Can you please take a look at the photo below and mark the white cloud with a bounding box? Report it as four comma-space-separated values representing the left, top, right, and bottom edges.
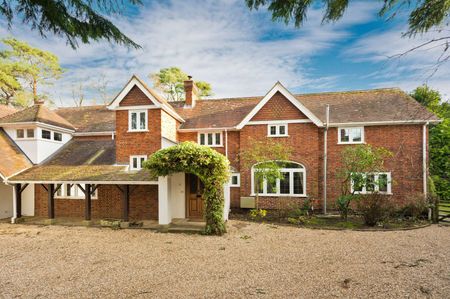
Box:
1, 0, 380, 105
346, 26, 450, 98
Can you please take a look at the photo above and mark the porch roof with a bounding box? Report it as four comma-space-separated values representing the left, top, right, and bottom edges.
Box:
7, 139, 157, 184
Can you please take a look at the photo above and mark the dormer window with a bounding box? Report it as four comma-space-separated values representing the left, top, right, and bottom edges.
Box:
54, 132, 62, 141
41, 130, 51, 140
16, 129, 24, 138
129, 110, 148, 132
198, 132, 222, 147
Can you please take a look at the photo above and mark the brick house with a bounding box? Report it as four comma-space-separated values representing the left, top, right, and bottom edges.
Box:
0, 75, 440, 226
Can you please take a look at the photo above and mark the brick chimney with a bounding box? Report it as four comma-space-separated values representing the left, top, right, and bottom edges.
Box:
184, 75, 198, 108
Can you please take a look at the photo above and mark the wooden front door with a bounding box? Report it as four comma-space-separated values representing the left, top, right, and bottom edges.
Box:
187, 174, 204, 219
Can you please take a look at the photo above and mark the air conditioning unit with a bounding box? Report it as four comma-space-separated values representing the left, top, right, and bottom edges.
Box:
240, 197, 255, 209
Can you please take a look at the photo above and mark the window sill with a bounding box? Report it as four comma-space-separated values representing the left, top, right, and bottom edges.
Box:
337, 141, 365, 145
55, 197, 98, 200
127, 129, 149, 133
267, 135, 289, 138
250, 193, 307, 198
199, 144, 223, 148
353, 192, 392, 195
230, 185, 240, 188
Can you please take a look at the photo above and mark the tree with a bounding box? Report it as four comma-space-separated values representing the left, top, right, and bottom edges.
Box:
1, 38, 63, 104
336, 144, 393, 220
411, 85, 450, 200
150, 67, 213, 102
239, 138, 292, 209
245, 0, 450, 70
71, 82, 85, 107
1, 0, 141, 49
0, 61, 27, 106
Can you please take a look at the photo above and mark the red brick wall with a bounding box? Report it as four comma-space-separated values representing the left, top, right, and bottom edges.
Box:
34, 184, 158, 220
325, 125, 425, 209
119, 86, 154, 106
251, 91, 307, 121
115, 109, 162, 163
238, 123, 320, 209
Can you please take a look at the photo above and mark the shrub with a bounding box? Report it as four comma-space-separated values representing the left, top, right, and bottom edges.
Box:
356, 193, 392, 226
336, 195, 355, 220
249, 209, 267, 221
400, 194, 429, 220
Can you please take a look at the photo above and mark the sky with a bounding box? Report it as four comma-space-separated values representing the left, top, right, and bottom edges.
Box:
1, 0, 449, 106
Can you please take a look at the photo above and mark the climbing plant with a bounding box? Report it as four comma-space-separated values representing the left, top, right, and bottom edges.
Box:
143, 142, 230, 235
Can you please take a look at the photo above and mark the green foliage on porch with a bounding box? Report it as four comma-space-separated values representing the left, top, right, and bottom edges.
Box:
144, 142, 230, 235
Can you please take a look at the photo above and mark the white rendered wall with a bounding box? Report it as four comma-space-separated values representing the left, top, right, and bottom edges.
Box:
4, 125, 72, 164
0, 183, 13, 219
21, 184, 34, 216
169, 172, 185, 219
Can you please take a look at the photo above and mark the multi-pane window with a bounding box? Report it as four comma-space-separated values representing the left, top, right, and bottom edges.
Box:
268, 124, 288, 137
252, 162, 306, 196
41, 129, 51, 140
351, 172, 392, 194
130, 155, 147, 171
54, 132, 62, 141
16, 128, 35, 139
338, 127, 364, 144
54, 184, 98, 199
230, 173, 240, 187
129, 110, 147, 131
198, 132, 222, 147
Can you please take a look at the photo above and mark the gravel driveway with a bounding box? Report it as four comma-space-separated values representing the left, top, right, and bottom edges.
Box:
1, 221, 449, 298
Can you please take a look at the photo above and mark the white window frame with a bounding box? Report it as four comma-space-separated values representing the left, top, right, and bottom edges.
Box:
267, 124, 288, 137
198, 131, 223, 147
351, 172, 392, 194
54, 184, 98, 199
128, 109, 148, 132
130, 155, 147, 171
338, 127, 364, 144
251, 162, 306, 197
53, 131, 63, 142
230, 173, 240, 187
41, 129, 51, 140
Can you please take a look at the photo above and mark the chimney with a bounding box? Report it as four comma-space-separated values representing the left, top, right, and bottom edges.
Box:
184, 75, 198, 108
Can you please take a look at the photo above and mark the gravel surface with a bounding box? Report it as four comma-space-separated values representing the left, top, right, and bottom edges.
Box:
1, 221, 450, 298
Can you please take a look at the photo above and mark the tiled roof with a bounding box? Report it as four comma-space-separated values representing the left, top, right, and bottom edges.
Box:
171, 97, 261, 129
55, 105, 115, 133
0, 128, 32, 178
0, 104, 75, 130
9, 139, 156, 182
170, 88, 439, 129
295, 88, 440, 124
0, 105, 18, 118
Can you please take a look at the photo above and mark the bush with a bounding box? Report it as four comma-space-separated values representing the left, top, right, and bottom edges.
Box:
336, 195, 355, 220
356, 193, 392, 226
249, 209, 267, 221
400, 194, 429, 220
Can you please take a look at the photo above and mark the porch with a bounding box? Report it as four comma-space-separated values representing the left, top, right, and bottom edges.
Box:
9, 173, 230, 230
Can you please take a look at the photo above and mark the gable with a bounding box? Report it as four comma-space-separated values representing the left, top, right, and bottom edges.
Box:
251, 91, 307, 121
119, 85, 155, 107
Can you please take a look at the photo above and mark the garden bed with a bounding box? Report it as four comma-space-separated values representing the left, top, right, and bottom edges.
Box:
230, 210, 430, 231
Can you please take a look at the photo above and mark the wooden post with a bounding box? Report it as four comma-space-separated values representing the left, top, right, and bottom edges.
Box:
85, 184, 92, 221
122, 185, 130, 222
15, 184, 22, 218
48, 184, 55, 219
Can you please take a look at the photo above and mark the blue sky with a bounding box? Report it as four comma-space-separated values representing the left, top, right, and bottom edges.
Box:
1, 0, 449, 106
